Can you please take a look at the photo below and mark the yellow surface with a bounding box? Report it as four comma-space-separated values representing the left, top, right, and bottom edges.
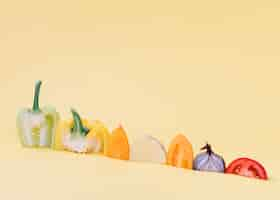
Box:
0, 0, 280, 199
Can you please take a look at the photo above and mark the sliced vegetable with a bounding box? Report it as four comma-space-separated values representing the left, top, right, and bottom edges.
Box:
17, 80, 59, 148
90, 120, 110, 153
226, 158, 268, 180
167, 134, 193, 169
54, 109, 101, 153
130, 135, 166, 164
53, 120, 70, 150
105, 125, 130, 160
193, 143, 225, 173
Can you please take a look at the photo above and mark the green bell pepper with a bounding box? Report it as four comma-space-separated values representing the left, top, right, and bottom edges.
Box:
17, 80, 59, 148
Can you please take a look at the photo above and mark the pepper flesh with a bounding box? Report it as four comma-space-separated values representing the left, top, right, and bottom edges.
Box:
53, 109, 105, 153
17, 81, 59, 147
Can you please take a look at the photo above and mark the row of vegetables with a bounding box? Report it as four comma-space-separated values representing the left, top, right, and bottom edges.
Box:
17, 81, 268, 180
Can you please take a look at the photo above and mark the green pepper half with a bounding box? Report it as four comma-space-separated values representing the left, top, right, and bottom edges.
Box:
17, 80, 59, 148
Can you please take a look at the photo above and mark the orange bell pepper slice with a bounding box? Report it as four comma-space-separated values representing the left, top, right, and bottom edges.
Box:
105, 125, 130, 160
167, 134, 193, 169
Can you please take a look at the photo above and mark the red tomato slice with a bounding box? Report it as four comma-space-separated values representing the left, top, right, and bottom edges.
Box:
226, 158, 268, 180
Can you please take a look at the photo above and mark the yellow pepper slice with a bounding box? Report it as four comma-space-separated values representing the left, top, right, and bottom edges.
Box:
53, 109, 110, 154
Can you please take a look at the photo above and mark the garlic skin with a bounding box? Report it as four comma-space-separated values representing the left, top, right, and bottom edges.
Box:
193, 144, 225, 173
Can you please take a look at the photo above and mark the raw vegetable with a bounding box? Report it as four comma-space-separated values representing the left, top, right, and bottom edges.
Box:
226, 158, 268, 180
54, 108, 101, 153
17, 80, 59, 147
105, 125, 130, 160
90, 120, 110, 153
130, 135, 166, 164
167, 134, 193, 169
193, 143, 225, 173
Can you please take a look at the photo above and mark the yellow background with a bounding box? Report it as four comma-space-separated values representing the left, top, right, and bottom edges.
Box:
0, 0, 279, 199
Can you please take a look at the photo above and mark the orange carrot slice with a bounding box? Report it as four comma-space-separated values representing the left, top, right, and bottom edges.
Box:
105, 125, 130, 160
167, 134, 193, 169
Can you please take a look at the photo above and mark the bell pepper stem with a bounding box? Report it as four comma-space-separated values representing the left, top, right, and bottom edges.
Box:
32, 80, 42, 112
71, 108, 88, 136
